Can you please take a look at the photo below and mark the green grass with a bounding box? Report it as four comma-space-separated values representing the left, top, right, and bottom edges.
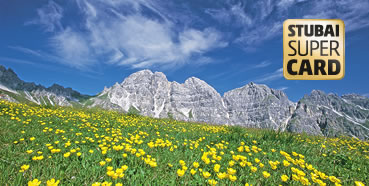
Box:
0, 100, 368, 186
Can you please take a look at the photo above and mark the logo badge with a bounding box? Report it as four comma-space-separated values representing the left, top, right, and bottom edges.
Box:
283, 19, 345, 80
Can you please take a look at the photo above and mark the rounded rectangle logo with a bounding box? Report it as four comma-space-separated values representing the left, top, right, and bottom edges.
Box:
283, 19, 345, 80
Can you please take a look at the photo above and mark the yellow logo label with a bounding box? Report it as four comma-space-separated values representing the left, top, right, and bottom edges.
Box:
283, 19, 345, 80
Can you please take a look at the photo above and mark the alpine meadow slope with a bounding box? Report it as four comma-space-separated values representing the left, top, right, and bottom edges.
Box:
1, 65, 369, 139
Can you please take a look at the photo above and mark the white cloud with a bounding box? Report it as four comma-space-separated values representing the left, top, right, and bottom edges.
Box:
24, 0, 369, 68
8, 46, 42, 57
27, 0, 227, 70
302, 0, 369, 32
277, 86, 289, 91
207, 0, 369, 50
205, 3, 253, 28
0, 57, 35, 65
25, 1, 63, 32
277, 0, 295, 9
50, 27, 94, 69
252, 60, 272, 69
254, 68, 283, 83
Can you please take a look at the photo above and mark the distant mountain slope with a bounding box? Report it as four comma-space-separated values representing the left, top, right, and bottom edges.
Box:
1, 65, 368, 139
0, 65, 89, 106
287, 90, 369, 139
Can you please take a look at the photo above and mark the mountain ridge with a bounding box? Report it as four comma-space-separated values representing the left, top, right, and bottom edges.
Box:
1, 65, 369, 139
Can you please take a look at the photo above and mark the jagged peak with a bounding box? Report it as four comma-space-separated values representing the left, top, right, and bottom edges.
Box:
311, 89, 325, 94
223, 82, 290, 102
153, 71, 166, 77
0, 65, 7, 72
342, 93, 368, 99
246, 82, 268, 89
49, 83, 64, 89
303, 90, 325, 99
185, 76, 202, 82
0, 65, 19, 78
132, 69, 153, 75
227, 82, 270, 93
184, 77, 214, 89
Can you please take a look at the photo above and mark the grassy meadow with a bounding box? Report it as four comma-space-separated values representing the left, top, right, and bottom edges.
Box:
0, 100, 368, 186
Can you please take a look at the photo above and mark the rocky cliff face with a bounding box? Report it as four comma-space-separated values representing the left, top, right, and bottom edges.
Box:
1, 66, 369, 139
89, 70, 369, 139
89, 70, 229, 125
224, 83, 295, 130
287, 90, 369, 139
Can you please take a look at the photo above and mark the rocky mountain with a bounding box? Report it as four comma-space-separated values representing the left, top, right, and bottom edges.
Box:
89, 70, 230, 125
287, 90, 369, 139
0, 65, 89, 106
1, 65, 369, 139
223, 83, 295, 130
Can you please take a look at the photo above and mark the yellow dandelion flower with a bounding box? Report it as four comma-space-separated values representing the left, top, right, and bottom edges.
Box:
214, 164, 220, 172
193, 162, 199, 168
259, 163, 264, 168
208, 179, 218, 186
28, 179, 41, 186
229, 175, 237, 182
190, 169, 197, 175
177, 169, 185, 177
227, 168, 236, 175
217, 172, 227, 179
263, 171, 271, 178
101, 181, 112, 186
355, 181, 365, 186
149, 161, 157, 168
107, 166, 114, 171
100, 161, 106, 166
251, 166, 257, 172
202, 171, 211, 178
229, 160, 235, 167
19, 164, 30, 172
63, 152, 71, 158
281, 174, 289, 182
121, 165, 128, 171
46, 178, 60, 186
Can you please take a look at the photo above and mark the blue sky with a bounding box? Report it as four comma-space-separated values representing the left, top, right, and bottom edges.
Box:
1, 0, 369, 101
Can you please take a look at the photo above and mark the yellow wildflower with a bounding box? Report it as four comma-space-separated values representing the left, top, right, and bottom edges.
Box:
229, 175, 237, 182
208, 179, 218, 186
193, 162, 199, 168
281, 174, 289, 182
28, 179, 41, 186
177, 169, 185, 177
263, 171, 271, 178
100, 161, 106, 166
46, 178, 60, 186
202, 171, 211, 178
